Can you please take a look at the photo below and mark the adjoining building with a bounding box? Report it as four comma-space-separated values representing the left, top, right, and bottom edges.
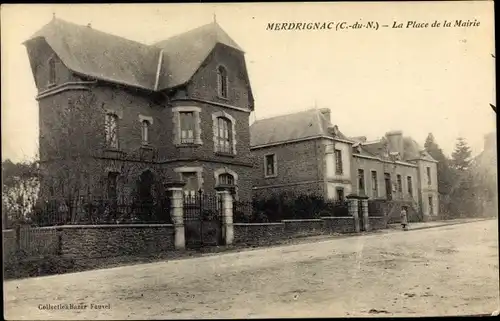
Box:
250, 108, 439, 220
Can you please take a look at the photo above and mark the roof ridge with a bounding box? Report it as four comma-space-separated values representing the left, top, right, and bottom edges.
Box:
252, 108, 319, 124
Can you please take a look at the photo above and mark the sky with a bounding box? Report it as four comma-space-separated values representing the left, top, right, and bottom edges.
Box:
1, 2, 496, 163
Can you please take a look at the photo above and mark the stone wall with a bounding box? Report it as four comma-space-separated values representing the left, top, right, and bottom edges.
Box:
283, 219, 324, 237
233, 216, 358, 246
59, 224, 175, 259
369, 217, 387, 230
321, 217, 356, 233
233, 223, 285, 245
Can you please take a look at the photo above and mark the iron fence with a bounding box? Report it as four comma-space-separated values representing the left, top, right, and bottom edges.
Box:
27, 196, 172, 227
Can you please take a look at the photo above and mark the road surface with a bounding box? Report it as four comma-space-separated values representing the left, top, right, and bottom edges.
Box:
4, 220, 499, 319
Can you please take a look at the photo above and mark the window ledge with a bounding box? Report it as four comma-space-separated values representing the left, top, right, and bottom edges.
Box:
264, 174, 278, 179
217, 95, 229, 101
176, 142, 203, 148
104, 148, 124, 153
140, 144, 155, 150
47, 83, 56, 89
215, 152, 235, 158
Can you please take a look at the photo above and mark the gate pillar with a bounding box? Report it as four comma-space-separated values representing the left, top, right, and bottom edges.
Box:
216, 187, 234, 245
346, 195, 360, 233
360, 197, 370, 231
165, 181, 185, 250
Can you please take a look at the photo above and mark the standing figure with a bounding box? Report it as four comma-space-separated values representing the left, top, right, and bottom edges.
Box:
400, 206, 409, 231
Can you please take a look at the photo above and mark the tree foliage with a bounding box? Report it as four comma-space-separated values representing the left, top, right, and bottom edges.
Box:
2, 159, 40, 227
451, 137, 472, 171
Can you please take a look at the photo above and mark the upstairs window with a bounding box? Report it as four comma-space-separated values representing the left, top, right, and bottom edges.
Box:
397, 174, 403, 193
217, 65, 228, 98
141, 120, 150, 145
407, 176, 413, 196
180, 112, 195, 144
216, 117, 232, 154
48, 57, 56, 85
358, 169, 365, 195
173, 107, 202, 146
335, 149, 343, 174
426, 167, 432, 185
105, 113, 119, 149
371, 171, 378, 198
265, 154, 277, 177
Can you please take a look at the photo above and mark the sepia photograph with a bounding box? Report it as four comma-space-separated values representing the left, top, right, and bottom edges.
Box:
1, 2, 498, 319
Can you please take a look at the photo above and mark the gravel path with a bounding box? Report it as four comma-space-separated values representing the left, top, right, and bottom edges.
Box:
4, 220, 499, 319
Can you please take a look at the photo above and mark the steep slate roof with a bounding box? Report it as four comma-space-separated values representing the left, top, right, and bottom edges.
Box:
26, 18, 160, 90
25, 18, 244, 91
250, 109, 350, 147
357, 136, 436, 162
154, 22, 244, 89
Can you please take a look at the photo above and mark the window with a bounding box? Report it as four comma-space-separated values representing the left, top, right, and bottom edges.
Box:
105, 113, 119, 149
48, 57, 56, 85
216, 117, 232, 153
173, 107, 202, 146
426, 167, 432, 185
371, 171, 378, 198
407, 176, 413, 196
141, 120, 150, 145
107, 172, 118, 201
180, 112, 195, 144
397, 174, 402, 193
335, 149, 343, 174
358, 169, 365, 195
217, 65, 228, 98
428, 196, 434, 215
336, 188, 345, 202
219, 173, 235, 186
265, 154, 277, 177
182, 172, 199, 198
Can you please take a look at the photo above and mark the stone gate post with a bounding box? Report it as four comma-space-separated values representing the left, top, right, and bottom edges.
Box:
165, 181, 185, 250
215, 186, 234, 245
346, 195, 360, 233
360, 196, 370, 232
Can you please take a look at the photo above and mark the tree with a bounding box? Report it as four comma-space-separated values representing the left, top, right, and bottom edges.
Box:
424, 133, 455, 195
451, 137, 472, 171
2, 159, 40, 228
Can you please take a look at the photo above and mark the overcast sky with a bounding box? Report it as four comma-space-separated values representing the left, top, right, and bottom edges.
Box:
1, 2, 495, 163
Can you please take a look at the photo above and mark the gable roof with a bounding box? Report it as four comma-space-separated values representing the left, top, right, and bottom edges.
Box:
250, 109, 350, 147
154, 22, 244, 89
24, 18, 245, 92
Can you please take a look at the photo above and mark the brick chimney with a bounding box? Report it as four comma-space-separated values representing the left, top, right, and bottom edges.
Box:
319, 108, 331, 123
385, 130, 404, 157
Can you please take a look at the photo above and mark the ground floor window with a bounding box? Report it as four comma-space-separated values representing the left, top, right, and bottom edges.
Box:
428, 196, 434, 215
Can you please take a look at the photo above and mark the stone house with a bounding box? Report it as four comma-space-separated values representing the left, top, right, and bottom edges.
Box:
470, 132, 497, 217
250, 108, 354, 200
250, 108, 439, 219
24, 18, 255, 204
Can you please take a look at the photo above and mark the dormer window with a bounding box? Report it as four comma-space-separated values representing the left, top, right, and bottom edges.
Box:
217, 65, 228, 98
48, 57, 56, 86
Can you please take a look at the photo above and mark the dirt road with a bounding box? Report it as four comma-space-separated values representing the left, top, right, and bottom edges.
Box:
4, 220, 499, 319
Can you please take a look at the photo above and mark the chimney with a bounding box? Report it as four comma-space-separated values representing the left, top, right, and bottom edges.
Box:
319, 108, 331, 123
385, 130, 404, 157
87, 23, 92, 28
484, 132, 496, 151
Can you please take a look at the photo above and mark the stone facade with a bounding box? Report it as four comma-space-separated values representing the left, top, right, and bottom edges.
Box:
24, 20, 255, 203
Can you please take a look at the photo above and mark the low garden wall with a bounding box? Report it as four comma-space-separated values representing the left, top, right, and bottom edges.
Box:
233, 216, 357, 245
59, 224, 175, 259
369, 217, 387, 230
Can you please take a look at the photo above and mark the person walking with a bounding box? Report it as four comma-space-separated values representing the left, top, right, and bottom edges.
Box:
400, 206, 409, 231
